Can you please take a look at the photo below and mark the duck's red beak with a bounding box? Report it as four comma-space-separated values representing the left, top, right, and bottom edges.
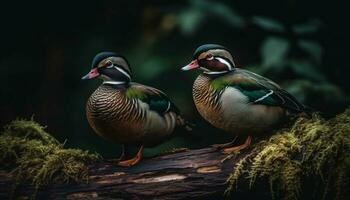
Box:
81, 68, 100, 80
181, 60, 199, 71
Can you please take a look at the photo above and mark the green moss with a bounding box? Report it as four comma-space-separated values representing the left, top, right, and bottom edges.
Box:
0, 119, 101, 198
226, 109, 350, 200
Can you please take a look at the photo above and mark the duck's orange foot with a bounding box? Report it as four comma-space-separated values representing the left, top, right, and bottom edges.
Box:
212, 137, 238, 149
222, 135, 252, 154
117, 145, 144, 167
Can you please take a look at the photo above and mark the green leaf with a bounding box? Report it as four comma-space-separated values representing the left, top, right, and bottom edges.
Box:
261, 37, 290, 68
292, 19, 322, 35
198, 0, 245, 28
177, 8, 205, 35
251, 16, 285, 32
298, 40, 323, 63
177, 0, 245, 34
284, 79, 343, 103
288, 60, 325, 81
136, 57, 169, 80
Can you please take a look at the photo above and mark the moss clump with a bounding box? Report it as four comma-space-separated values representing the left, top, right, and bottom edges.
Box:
226, 109, 350, 200
0, 119, 101, 198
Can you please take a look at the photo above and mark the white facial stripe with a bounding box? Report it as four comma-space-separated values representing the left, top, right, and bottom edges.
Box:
200, 67, 210, 71
201, 66, 229, 74
114, 66, 131, 80
203, 71, 229, 75
103, 81, 126, 85
106, 63, 114, 68
207, 55, 214, 60
216, 57, 232, 70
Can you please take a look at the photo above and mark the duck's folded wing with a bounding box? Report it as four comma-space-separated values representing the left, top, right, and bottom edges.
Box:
126, 83, 180, 115
219, 69, 305, 112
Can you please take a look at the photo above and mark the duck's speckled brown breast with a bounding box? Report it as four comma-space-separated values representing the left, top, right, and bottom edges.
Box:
193, 74, 226, 130
86, 85, 145, 145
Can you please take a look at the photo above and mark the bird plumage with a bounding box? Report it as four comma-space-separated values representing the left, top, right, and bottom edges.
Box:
86, 83, 180, 146
183, 44, 307, 153
209, 69, 306, 112
83, 52, 188, 166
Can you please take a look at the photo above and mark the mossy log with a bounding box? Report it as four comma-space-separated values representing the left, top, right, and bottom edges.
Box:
0, 147, 253, 200
0, 145, 343, 200
1, 109, 349, 200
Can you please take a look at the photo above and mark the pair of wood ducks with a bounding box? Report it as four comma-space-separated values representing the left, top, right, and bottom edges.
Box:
82, 44, 306, 167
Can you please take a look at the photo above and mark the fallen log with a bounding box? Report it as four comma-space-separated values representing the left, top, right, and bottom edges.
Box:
1, 109, 349, 200
1, 147, 254, 200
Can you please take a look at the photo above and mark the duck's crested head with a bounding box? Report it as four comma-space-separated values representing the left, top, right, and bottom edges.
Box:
82, 51, 132, 83
182, 44, 235, 75
192, 44, 228, 59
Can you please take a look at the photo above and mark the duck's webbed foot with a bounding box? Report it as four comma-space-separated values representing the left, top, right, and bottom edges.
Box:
212, 136, 238, 149
222, 135, 252, 154
117, 145, 144, 167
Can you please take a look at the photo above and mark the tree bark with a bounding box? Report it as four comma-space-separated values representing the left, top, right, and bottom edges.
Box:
0, 147, 257, 200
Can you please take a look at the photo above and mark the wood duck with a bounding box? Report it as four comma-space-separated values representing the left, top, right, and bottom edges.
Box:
182, 44, 306, 153
82, 52, 190, 166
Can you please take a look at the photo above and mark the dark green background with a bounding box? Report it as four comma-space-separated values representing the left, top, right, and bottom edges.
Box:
0, 0, 349, 157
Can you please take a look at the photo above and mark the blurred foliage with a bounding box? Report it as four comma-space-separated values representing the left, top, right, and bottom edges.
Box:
0, 0, 349, 157
178, 0, 245, 35
251, 16, 285, 32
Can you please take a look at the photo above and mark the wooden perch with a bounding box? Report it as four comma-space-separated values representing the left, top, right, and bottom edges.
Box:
0, 147, 255, 200
2, 110, 350, 200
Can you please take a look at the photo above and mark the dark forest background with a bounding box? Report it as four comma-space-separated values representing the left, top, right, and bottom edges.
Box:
0, 0, 349, 157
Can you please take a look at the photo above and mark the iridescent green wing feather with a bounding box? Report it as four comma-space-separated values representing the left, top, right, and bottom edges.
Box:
211, 69, 305, 112
126, 83, 180, 115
